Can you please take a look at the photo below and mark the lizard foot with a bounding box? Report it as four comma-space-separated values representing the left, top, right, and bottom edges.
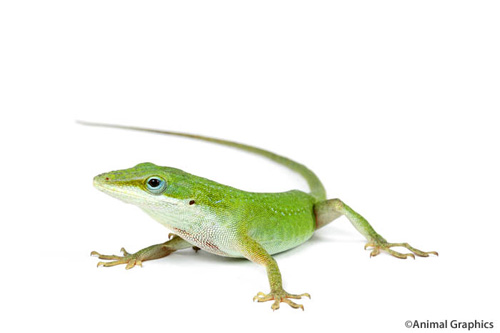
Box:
253, 290, 311, 311
365, 238, 438, 259
91, 247, 144, 269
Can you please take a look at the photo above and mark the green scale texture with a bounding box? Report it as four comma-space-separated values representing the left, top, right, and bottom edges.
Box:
95, 163, 316, 257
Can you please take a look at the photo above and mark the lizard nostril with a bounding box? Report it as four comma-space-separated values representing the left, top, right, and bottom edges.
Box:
105, 177, 109, 181
189, 200, 195, 205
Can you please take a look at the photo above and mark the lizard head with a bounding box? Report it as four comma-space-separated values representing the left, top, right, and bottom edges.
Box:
93, 162, 198, 208
92, 162, 233, 232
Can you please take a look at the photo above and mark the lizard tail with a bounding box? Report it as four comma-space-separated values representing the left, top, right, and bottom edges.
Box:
78, 121, 327, 201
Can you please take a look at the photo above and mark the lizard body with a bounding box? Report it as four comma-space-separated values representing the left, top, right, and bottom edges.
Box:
83, 121, 437, 310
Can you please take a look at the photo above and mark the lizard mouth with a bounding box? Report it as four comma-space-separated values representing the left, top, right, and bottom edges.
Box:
93, 173, 180, 207
93, 174, 117, 193
93, 174, 143, 204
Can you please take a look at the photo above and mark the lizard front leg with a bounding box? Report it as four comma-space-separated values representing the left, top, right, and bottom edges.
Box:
91, 234, 195, 269
238, 234, 310, 311
315, 199, 438, 259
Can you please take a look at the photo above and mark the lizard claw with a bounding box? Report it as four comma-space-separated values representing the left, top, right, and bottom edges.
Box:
253, 290, 310, 311
365, 239, 438, 259
91, 248, 143, 269
120, 247, 131, 256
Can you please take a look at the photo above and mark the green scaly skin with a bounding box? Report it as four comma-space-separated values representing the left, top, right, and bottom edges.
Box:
82, 121, 438, 311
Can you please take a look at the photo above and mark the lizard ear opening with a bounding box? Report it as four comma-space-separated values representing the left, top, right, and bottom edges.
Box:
145, 176, 167, 194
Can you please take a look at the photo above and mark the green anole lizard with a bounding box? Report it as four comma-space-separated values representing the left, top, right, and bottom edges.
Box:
81, 121, 437, 311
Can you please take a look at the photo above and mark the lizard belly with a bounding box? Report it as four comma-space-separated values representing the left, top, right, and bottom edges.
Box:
170, 226, 241, 257
143, 206, 243, 257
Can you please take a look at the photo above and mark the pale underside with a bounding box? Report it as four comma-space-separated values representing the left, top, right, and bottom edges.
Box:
144, 201, 316, 258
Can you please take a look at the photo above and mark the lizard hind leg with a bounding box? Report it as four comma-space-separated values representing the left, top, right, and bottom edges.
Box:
314, 199, 438, 259
91, 234, 194, 269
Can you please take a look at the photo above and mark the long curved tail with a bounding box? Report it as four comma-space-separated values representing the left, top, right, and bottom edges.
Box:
78, 121, 326, 201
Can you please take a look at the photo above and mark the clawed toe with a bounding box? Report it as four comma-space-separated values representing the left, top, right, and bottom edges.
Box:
253, 290, 310, 311
281, 298, 303, 310
120, 247, 131, 256
365, 240, 438, 260
91, 251, 122, 260
91, 249, 142, 269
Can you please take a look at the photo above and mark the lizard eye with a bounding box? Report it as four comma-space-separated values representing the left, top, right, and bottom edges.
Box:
145, 176, 167, 194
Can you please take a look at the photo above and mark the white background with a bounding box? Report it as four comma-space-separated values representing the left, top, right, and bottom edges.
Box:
1, 1, 499, 332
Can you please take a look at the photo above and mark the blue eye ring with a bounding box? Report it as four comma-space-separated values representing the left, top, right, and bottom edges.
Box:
145, 176, 167, 194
